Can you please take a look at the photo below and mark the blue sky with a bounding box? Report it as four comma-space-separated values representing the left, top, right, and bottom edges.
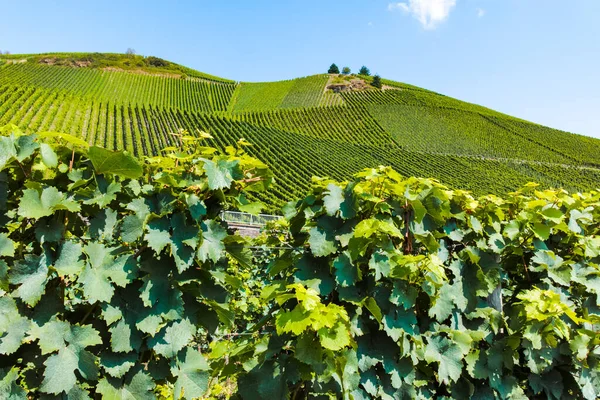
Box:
1, 0, 599, 138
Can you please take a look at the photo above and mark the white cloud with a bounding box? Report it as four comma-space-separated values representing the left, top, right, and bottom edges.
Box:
477, 8, 486, 18
388, 0, 457, 30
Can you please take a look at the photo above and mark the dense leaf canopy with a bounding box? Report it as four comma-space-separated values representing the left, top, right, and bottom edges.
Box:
0, 126, 599, 399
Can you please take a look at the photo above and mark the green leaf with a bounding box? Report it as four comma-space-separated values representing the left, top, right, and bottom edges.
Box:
532, 222, 551, 240
318, 323, 351, 351
15, 135, 38, 162
100, 352, 137, 378
383, 308, 417, 340
110, 319, 141, 353
323, 183, 344, 216
17, 187, 80, 219
425, 336, 463, 385
31, 320, 71, 354
237, 361, 288, 400
40, 143, 58, 168
0, 298, 30, 355
40, 346, 79, 394
148, 319, 196, 358
79, 243, 132, 304
470, 216, 483, 234
308, 227, 337, 257
529, 370, 563, 400
354, 219, 401, 238
38, 131, 89, 148
197, 220, 227, 263
144, 219, 171, 255
0, 367, 27, 400
541, 208, 564, 223
429, 283, 457, 322
333, 252, 358, 288
238, 200, 264, 215
171, 348, 210, 399
363, 297, 382, 324
295, 333, 322, 366
54, 242, 84, 277
170, 213, 199, 273
96, 370, 156, 400
202, 158, 240, 190
504, 220, 520, 240
88, 146, 143, 179
121, 215, 145, 243
0, 233, 15, 258
0, 136, 17, 171
35, 217, 65, 244
9, 255, 49, 307
84, 181, 121, 208
369, 251, 391, 280
0, 260, 8, 294
390, 281, 418, 310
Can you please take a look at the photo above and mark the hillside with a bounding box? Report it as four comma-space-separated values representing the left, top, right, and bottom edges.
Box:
1, 52, 599, 209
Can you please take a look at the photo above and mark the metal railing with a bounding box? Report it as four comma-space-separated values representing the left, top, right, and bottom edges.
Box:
221, 211, 281, 227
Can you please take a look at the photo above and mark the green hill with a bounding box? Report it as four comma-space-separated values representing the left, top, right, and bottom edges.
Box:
1, 52, 599, 209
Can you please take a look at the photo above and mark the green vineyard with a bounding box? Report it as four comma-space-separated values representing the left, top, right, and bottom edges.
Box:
0, 52, 599, 209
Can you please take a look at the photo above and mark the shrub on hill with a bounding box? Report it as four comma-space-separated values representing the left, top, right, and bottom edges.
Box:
145, 56, 169, 67
328, 63, 340, 74
359, 65, 371, 76
342, 66, 351, 75
372, 73, 383, 88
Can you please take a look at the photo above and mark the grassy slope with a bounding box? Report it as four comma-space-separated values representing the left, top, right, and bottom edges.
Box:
0, 54, 598, 209
0, 52, 234, 83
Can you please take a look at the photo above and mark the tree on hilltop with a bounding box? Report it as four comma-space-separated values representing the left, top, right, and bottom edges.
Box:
342, 66, 351, 75
359, 66, 370, 76
372, 74, 382, 89
126, 48, 136, 57
328, 63, 340, 74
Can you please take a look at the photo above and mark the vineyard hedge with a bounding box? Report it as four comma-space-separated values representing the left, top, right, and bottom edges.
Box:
0, 126, 599, 399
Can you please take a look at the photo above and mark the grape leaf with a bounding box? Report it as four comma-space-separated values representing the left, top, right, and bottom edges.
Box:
9, 254, 49, 307
0, 233, 15, 258
318, 323, 351, 351
532, 222, 551, 240
202, 158, 240, 190
96, 370, 156, 400
425, 336, 463, 384
40, 346, 79, 394
88, 146, 143, 179
171, 348, 210, 399
144, 219, 171, 255
197, 220, 227, 263
308, 227, 337, 257
333, 252, 358, 288
323, 184, 344, 216
54, 242, 84, 277
100, 352, 137, 378
80, 243, 135, 303
83, 180, 121, 208
40, 143, 58, 168
0, 298, 30, 355
0, 367, 26, 400
0, 136, 17, 171
429, 283, 457, 322
148, 319, 196, 358
237, 361, 288, 400
17, 187, 80, 219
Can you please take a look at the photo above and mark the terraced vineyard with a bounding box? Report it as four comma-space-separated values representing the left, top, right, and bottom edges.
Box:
0, 64, 236, 112
0, 52, 599, 209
